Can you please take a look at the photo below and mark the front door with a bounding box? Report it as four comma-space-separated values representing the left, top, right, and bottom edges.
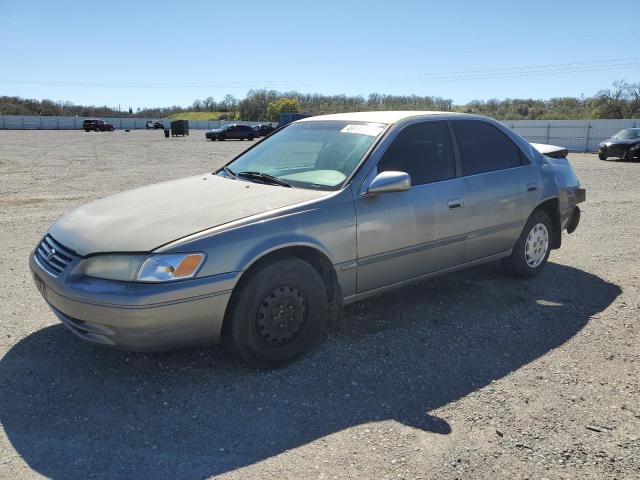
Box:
354, 121, 467, 293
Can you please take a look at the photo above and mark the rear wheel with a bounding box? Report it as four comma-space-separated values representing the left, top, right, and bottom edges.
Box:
223, 257, 328, 369
248, 135, 255, 141
219, 134, 226, 141
502, 209, 552, 278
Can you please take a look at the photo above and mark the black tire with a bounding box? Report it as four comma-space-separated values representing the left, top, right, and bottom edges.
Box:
598, 151, 607, 160
223, 257, 328, 369
248, 135, 254, 141
85, 129, 90, 132
502, 209, 553, 279
219, 135, 226, 141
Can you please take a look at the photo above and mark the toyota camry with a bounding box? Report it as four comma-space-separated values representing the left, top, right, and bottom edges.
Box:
30, 111, 585, 368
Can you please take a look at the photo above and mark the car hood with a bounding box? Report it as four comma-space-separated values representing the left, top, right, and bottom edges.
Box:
602, 138, 639, 146
49, 174, 327, 255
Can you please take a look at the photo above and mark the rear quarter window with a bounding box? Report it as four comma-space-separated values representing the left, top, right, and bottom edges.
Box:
452, 120, 528, 176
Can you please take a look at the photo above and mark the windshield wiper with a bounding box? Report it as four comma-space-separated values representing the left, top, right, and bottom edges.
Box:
220, 165, 237, 178
237, 171, 292, 188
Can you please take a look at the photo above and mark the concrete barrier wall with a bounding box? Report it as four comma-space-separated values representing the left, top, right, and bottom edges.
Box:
500, 119, 639, 152
0, 115, 638, 151
0, 116, 266, 131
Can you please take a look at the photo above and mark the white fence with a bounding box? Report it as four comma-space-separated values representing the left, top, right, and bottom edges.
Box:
502, 119, 639, 152
0, 116, 264, 131
0, 115, 638, 152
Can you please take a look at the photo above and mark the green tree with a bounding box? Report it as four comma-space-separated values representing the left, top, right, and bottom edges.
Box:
266, 98, 301, 121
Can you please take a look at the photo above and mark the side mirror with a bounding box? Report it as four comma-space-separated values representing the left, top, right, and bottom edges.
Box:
363, 171, 411, 196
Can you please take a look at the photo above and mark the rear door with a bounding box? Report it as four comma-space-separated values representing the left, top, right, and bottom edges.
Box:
354, 120, 467, 293
450, 120, 538, 261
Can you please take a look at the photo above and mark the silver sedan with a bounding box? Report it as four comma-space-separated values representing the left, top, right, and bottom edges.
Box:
30, 111, 585, 368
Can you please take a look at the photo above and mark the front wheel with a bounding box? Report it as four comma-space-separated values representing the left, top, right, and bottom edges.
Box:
222, 257, 328, 369
502, 210, 552, 278
598, 151, 607, 160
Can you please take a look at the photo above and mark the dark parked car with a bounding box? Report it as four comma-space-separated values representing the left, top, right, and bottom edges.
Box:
146, 120, 164, 129
82, 119, 115, 132
598, 128, 640, 161
206, 124, 255, 141
254, 123, 277, 137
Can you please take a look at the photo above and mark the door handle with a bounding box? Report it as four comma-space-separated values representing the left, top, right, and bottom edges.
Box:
527, 182, 538, 192
447, 198, 464, 209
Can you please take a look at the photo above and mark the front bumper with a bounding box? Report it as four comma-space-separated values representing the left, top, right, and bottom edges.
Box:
29, 252, 238, 351
601, 143, 640, 159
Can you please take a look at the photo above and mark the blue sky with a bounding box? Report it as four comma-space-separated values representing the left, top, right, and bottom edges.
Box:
1, 0, 638, 109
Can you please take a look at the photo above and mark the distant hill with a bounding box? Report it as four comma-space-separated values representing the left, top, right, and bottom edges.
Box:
167, 112, 233, 121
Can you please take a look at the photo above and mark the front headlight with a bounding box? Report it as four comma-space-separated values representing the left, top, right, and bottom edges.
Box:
137, 253, 206, 282
81, 254, 144, 281
79, 253, 205, 282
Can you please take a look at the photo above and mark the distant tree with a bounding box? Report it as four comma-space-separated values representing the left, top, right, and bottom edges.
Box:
2, 80, 639, 120
588, 80, 640, 119
238, 89, 281, 121
220, 94, 237, 112
266, 98, 301, 121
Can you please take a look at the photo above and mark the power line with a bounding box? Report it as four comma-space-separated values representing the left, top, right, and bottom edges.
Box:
403, 62, 640, 84
0, 59, 637, 89
404, 58, 640, 79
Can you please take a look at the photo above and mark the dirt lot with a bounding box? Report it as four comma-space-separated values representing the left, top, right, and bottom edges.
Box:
0, 130, 638, 480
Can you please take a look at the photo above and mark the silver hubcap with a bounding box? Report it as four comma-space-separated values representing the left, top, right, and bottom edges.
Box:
524, 222, 549, 268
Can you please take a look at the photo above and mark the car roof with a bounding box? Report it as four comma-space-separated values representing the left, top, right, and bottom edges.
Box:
295, 110, 470, 125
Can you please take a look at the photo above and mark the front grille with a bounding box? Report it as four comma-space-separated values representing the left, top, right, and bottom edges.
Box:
608, 144, 629, 157
34, 235, 75, 277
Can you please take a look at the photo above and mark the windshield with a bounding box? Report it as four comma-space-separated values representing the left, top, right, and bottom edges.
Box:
223, 121, 386, 191
613, 128, 640, 139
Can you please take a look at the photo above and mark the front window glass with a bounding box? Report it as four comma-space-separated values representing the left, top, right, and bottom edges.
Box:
224, 121, 386, 190
614, 128, 640, 139
377, 121, 456, 186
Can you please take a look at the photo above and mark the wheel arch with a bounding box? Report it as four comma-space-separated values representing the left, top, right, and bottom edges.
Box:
221, 245, 342, 338
533, 197, 561, 249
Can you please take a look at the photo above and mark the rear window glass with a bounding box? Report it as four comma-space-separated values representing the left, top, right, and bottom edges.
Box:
452, 120, 526, 176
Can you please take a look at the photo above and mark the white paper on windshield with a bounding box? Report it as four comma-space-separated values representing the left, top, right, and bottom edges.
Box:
340, 124, 384, 137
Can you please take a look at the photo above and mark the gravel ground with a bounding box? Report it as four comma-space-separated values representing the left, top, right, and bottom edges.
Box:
0, 130, 638, 480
